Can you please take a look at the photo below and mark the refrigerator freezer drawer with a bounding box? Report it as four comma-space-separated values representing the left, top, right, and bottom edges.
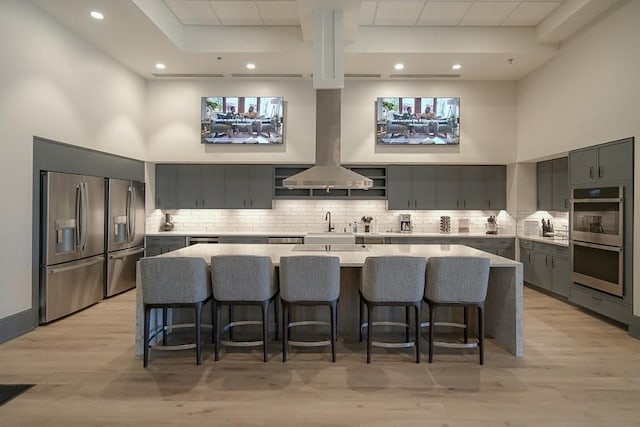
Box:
40, 255, 105, 323
106, 247, 145, 297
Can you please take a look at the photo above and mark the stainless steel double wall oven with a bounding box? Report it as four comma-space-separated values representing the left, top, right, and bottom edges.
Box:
570, 186, 624, 297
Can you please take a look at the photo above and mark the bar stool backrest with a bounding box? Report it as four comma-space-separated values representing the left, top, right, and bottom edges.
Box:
211, 255, 275, 301
426, 257, 490, 303
280, 256, 340, 302
361, 256, 426, 302
140, 257, 211, 304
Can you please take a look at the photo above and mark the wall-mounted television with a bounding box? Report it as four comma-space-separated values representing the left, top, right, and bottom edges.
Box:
376, 97, 460, 145
201, 96, 284, 144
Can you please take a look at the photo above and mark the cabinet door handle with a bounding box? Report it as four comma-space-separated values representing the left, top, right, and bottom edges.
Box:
456, 200, 459, 208
551, 257, 555, 268
488, 199, 491, 209
528, 253, 531, 262
195, 198, 198, 207
463, 200, 466, 208
157, 198, 160, 207
407, 200, 410, 208
564, 199, 568, 209
589, 166, 594, 179
591, 295, 603, 302
414, 200, 417, 208
202, 198, 205, 207
545, 256, 549, 266
598, 166, 603, 178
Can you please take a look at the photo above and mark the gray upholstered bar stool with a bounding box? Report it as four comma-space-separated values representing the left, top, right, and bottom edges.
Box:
279, 256, 340, 362
359, 256, 426, 363
210, 255, 278, 362
424, 256, 491, 365
140, 257, 212, 367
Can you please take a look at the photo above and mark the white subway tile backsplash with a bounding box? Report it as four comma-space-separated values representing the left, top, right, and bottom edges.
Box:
147, 200, 517, 234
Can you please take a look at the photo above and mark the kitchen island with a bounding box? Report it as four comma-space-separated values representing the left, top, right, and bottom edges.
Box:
135, 243, 523, 357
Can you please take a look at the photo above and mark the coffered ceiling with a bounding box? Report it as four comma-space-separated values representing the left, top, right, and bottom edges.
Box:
32, 0, 622, 80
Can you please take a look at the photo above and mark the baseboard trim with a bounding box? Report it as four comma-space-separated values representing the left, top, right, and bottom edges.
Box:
629, 315, 640, 339
0, 309, 35, 344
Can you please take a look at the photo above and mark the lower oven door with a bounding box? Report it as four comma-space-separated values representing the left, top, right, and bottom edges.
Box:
571, 240, 623, 297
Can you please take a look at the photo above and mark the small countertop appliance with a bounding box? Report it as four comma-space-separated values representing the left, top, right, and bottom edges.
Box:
486, 215, 498, 235
399, 214, 412, 232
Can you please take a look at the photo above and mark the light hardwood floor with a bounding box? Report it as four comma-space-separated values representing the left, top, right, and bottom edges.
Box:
1, 287, 639, 426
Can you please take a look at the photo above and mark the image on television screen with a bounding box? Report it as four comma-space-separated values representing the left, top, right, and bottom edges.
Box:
376, 97, 460, 145
201, 96, 284, 144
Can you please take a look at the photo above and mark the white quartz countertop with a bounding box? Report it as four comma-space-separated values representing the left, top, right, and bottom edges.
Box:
145, 231, 516, 238
518, 235, 569, 247
160, 243, 521, 268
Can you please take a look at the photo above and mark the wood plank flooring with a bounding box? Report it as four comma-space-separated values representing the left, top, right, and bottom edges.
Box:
1, 287, 639, 426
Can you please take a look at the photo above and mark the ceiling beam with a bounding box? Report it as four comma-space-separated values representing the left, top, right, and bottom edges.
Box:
537, 0, 622, 43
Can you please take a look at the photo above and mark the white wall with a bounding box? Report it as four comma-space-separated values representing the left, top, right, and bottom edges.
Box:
516, 0, 640, 315
0, 1, 146, 319
146, 79, 517, 165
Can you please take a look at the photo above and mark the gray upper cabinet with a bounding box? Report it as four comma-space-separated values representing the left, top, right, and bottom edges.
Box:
485, 166, 507, 210
155, 164, 177, 209
224, 165, 273, 209
155, 164, 272, 209
435, 165, 506, 210
569, 139, 633, 185
201, 165, 225, 208
387, 166, 436, 210
176, 165, 201, 208
537, 157, 568, 211
536, 160, 553, 211
551, 157, 568, 211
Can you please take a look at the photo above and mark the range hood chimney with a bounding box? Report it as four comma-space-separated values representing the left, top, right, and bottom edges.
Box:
283, 9, 372, 191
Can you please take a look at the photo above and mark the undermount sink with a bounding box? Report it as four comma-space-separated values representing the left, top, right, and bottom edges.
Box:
292, 244, 369, 252
304, 232, 355, 244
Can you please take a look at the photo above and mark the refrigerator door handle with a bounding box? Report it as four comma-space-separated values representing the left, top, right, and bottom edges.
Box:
126, 185, 133, 241
49, 256, 105, 274
130, 186, 137, 242
75, 184, 82, 250
81, 182, 89, 251
109, 247, 145, 259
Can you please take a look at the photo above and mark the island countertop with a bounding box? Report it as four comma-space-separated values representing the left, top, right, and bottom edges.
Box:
136, 243, 523, 358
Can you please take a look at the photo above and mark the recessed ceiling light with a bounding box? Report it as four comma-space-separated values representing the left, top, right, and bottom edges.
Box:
155, 63, 166, 70
452, 64, 462, 70
90, 11, 104, 20
246, 63, 256, 70
394, 63, 404, 70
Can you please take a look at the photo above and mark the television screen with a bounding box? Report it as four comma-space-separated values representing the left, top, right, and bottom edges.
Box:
201, 96, 284, 144
376, 97, 460, 145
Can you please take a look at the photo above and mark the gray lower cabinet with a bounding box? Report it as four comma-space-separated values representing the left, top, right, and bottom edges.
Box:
569, 138, 633, 185
387, 166, 436, 210
520, 239, 569, 298
145, 236, 187, 257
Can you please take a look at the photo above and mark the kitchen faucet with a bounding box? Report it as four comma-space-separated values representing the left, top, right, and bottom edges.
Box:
325, 211, 334, 232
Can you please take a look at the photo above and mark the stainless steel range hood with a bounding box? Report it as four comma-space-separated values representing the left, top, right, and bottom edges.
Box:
283, 8, 372, 191
283, 89, 372, 190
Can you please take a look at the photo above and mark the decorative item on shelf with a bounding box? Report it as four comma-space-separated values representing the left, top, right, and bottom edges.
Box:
458, 218, 469, 233
361, 216, 374, 233
161, 212, 174, 231
541, 218, 554, 237
439, 216, 451, 233
486, 215, 498, 235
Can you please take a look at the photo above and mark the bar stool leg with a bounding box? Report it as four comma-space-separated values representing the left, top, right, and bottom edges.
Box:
367, 303, 373, 364
214, 301, 221, 361
282, 302, 289, 362
359, 295, 364, 342
261, 301, 269, 362
329, 300, 337, 363
478, 305, 485, 365
162, 308, 168, 346
228, 306, 234, 341
274, 297, 279, 342
463, 306, 469, 344
405, 306, 410, 343
428, 302, 435, 364
143, 305, 151, 368
195, 302, 202, 366
414, 303, 421, 364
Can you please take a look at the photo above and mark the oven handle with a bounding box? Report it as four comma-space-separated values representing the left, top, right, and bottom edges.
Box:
570, 197, 622, 203
571, 240, 622, 252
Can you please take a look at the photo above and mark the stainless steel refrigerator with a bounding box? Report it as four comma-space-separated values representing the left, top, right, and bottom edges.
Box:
40, 172, 105, 323
105, 178, 145, 297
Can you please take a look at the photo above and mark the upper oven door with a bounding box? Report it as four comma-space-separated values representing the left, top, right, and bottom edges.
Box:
570, 186, 623, 246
